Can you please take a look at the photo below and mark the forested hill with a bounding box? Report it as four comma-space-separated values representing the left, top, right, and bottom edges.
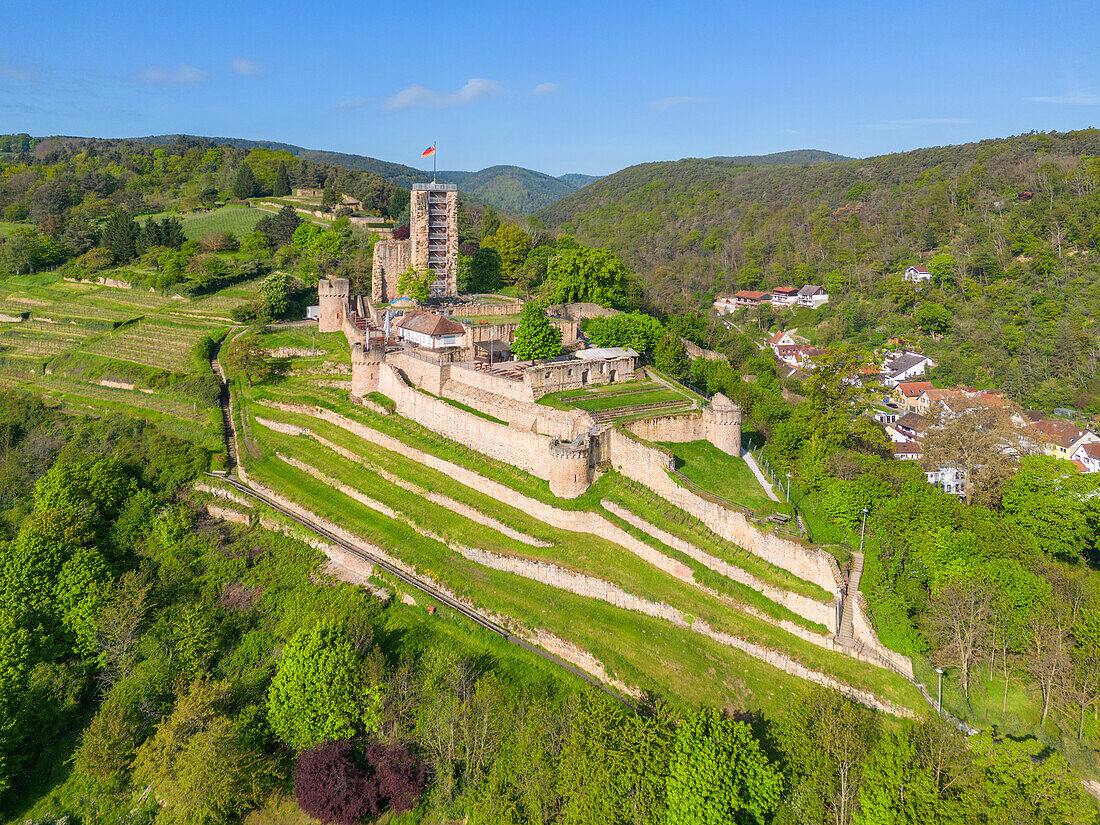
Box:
536, 130, 1100, 309
132, 135, 593, 214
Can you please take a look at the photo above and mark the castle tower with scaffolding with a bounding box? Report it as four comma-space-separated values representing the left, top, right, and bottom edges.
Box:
373, 183, 459, 303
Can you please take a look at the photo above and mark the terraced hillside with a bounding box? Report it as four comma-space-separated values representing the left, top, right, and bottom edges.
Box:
223, 327, 927, 717
0, 271, 261, 458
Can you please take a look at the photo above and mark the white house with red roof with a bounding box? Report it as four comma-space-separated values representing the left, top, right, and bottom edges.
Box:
903, 265, 932, 283
1071, 442, 1100, 473
734, 290, 772, 309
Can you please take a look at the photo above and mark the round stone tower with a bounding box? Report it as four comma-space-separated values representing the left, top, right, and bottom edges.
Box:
318, 277, 350, 333
351, 341, 385, 399
703, 393, 743, 456
548, 437, 590, 499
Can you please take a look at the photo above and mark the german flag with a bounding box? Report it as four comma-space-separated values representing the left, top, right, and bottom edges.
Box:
421, 144, 436, 158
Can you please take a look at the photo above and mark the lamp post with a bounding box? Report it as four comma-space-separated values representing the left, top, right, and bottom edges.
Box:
786, 472, 792, 502
936, 666, 945, 714
859, 507, 869, 554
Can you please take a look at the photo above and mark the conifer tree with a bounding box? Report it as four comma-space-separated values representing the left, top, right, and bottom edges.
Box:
321, 176, 337, 212
274, 161, 291, 197
232, 163, 258, 200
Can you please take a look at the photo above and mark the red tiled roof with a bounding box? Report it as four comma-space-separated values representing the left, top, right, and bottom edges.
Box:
735, 290, 771, 300
897, 381, 934, 398
1028, 419, 1092, 449
396, 312, 466, 337
907, 265, 931, 274
1078, 443, 1100, 460
771, 286, 799, 295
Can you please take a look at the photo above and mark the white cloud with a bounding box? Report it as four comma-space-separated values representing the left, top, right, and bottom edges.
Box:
533, 82, 560, 96
232, 58, 264, 77
140, 63, 209, 84
651, 95, 714, 113
1027, 90, 1100, 105
334, 97, 374, 111
382, 78, 501, 111
867, 117, 971, 130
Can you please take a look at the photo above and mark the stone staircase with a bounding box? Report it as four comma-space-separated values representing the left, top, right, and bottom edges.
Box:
838, 551, 864, 646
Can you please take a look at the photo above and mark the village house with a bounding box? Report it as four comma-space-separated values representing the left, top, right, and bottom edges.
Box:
713, 296, 737, 315
769, 286, 800, 307
926, 466, 966, 497
1022, 418, 1100, 461
796, 285, 829, 308
892, 441, 923, 460
394, 312, 466, 350
895, 412, 927, 441
1071, 442, 1100, 473
882, 351, 935, 387
734, 290, 773, 309
895, 381, 936, 413
903, 265, 932, 283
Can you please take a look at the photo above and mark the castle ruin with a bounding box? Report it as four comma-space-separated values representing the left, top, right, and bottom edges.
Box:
372, 183, 458, 302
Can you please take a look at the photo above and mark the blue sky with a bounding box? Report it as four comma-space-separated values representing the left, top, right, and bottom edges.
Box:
2, 0, 1099, 176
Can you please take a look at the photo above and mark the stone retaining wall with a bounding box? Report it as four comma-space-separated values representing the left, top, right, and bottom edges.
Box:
441, 378, 590, 439
602, 501, 836, 632
446, 361, 536, 403
377, 362, 554, 480
608, 429, 844, 596
447, 301, 523, 317
206, 504, 250, 524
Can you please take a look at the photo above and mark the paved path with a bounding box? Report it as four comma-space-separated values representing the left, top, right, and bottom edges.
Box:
742, 451, 781, 502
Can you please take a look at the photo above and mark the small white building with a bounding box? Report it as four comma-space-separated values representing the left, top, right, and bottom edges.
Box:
903, 265, 932, 283
306, 305, 321, 321
770, 286, 800, 307
926, 466, 966, 496
394, 312, 466, 350
883, 351, 935, 387
797, 285, 829, 308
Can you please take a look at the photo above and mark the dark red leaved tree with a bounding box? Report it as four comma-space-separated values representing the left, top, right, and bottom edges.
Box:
294, 741, 380, 825
364, 741, 428, 814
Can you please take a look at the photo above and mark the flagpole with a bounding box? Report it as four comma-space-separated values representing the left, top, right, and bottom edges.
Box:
433, 141, 437, 183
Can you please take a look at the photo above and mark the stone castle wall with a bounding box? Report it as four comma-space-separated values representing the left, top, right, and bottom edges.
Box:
441, 377, 591, 440
377, 362, 554, 480
448, 301, 523, 317
371, 239, 411, 303
318, 277, 349, 333
627, 412, 706, 443
607, 428, 842, 596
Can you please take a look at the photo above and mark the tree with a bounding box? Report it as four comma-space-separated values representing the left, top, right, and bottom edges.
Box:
397, 267, 436, 303
255, 205, 301, 246
802, 344, 877, 445
914, 302, 951, 335
481, 224, 532, 282
927, 578, 993, 699
1001, 455, 1097, 561
927, 253, 958, 288
511, 302, 562, 361
259, 272, 290, 320
853, 729, 939, 825
920, 407, 1017, 506
132, 678, 272, 825
653, 333, 689, 378
103, 210, 140, 263
584, 311, 665, 353
233, 163, 258, 200
458, 248, 503, 294
665, 707, 781, 825
267, 619, 382, 750
294, 740, 376, 825
222, 336, 272, 387
95, 569, 153, 687
543, 247, 644, 309
274, 161, 291, 197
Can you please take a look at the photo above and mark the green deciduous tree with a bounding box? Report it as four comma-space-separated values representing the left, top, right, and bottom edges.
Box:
511, 302, 562, 361
133, 678, 274, 825
397, 267, 436, 303
653, 333, 689, 378
1001, 455, 1099, 562
584, 311, 665, 353
853, 729, 939, 825
665, 707, 781, 825
543, 247, 644, 310
481, 224, 532, 282
267, 619, 382, 750
259, 272, 290, 320
914, 302, 951, 335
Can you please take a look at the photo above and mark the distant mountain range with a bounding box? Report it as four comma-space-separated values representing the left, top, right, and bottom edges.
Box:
132, 135, 602, 214
131, 136, 846, 215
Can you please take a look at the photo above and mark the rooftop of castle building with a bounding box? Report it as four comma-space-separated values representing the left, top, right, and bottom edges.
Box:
394, 312, 466, 337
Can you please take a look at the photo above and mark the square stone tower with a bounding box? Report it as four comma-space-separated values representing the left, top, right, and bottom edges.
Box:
409, 183, 458, 297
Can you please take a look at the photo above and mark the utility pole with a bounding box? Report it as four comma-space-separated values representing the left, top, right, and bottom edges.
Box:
936, 666, 945, 714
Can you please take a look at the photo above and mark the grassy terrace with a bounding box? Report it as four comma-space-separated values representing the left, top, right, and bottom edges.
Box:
660, 439, 787, 514
239, 415, 922, 713
249, 401, 820, 633
0, 271, 243, 465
